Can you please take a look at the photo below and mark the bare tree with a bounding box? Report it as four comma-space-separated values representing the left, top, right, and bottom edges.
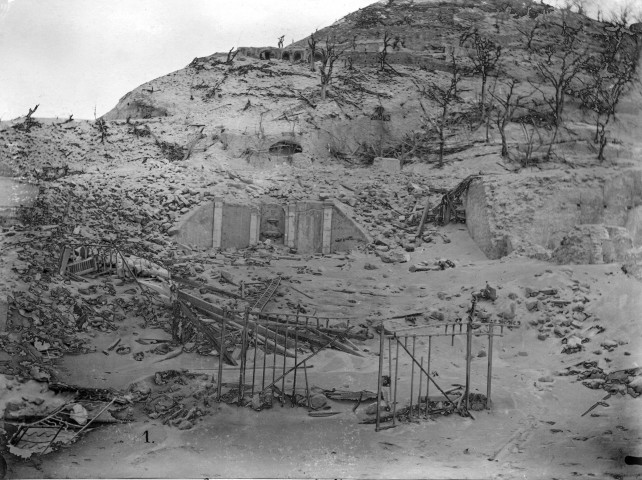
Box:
459, 28, 502, 112
580, 54, 636, 160
226, 47, 239, 64
307, 32, 318, 72
378, 31, 394, 71
415, 75, 461, 167
12, 104, 41, 133
490, 79, 533, 158
318, 37, 346, 101
449, 50, 461, 98
516, 17, 542, 51
530, 20, 586, 157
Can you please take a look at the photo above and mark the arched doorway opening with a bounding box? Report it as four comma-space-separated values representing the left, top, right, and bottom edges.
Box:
269, 140, 303, 156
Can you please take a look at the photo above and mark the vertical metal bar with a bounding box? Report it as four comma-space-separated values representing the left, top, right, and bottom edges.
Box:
281, 317, 288, 406
42, 424, 64, 455
425, 335, 431, 414
375, 327, 384, 432
272, 324, 277, 388
465, 313, 473, 412
292, 319, 299, 406
304, 360, 311, 410
251, 317, 258, 398
418, 356, 424, 407
487, 323, 494, 410
410, 335, 416, 419
261, 319, 267, 391
392, 338, 399, 426
217, 310, 226, 401
388, 337, 392, 403
238, 308, 250, 406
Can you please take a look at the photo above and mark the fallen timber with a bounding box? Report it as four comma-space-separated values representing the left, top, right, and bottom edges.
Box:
417, 174, 480, 236
175, 290, 361, 358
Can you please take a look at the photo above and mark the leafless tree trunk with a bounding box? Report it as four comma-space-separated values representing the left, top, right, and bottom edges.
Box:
307, 32, 318, 72
226, 47, 239, 64
318, 37, 346, 101
459, 28, 502, 113
516, 17, 542, 51
415, 75, 461, 167
490, 79, 533, 158
530, 20, 586, 158
378, 31, 393, 71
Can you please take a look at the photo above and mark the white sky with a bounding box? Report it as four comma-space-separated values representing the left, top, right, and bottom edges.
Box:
0, 0, 374, 119
0, 0, 633, 120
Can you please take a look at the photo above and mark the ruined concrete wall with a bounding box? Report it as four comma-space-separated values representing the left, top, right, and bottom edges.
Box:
551, 225, 634, 264
175, 199, 370, 253
464, 170, 642, 262
463, 179, 506, 259
260, 203, 285, 244
175, 201, 214, 247
219, 110, 424, 165
331, 201, 371, 252
295, 201, 324, 253
221, 204, 252, 249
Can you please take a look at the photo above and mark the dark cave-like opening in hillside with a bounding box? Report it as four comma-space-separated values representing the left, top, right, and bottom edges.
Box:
269, 140, 303, 156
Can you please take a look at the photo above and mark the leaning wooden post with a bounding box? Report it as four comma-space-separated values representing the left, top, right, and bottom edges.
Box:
375, 326, 385, 432
487, 322, 494, 410
416, 197, 431, 237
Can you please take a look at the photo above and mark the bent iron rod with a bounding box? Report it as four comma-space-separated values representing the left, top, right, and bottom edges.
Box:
259, 326, 356, 396
395, 337, 459, 410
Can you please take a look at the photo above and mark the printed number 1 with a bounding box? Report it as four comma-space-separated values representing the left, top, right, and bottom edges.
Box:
143, 430, 149, 443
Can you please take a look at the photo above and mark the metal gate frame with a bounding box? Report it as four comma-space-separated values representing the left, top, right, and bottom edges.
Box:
374, 296, 506, 431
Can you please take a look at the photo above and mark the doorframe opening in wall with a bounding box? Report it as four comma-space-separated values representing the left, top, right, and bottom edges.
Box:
260, 50, 272, 60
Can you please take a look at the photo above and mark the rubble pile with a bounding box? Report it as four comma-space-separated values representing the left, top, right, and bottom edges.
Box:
558, 362, 642, 399
520, 280, 622, 355
2, 377, 130, 458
